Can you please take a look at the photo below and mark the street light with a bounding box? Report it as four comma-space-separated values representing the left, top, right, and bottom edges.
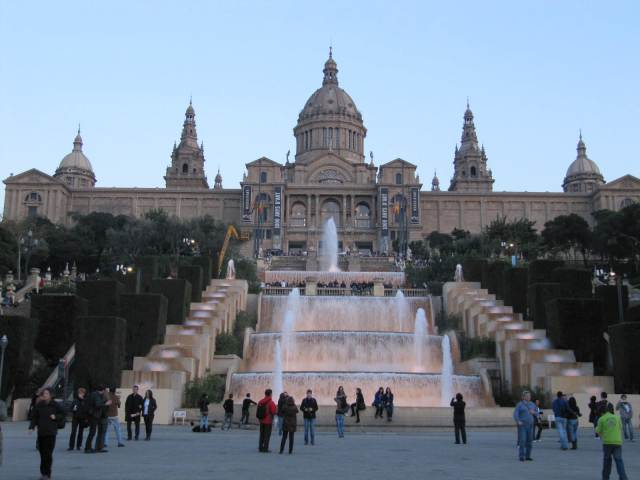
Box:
0, 334, 8, 400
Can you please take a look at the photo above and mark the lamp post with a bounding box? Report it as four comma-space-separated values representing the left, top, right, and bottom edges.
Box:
17, 230, 39, 283
0, 334, 8, 400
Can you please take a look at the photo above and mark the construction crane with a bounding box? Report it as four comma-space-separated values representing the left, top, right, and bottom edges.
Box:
217, 225, 239, 278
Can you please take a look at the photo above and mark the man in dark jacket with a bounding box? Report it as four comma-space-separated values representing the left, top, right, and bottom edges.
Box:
450, 393, 467, 444
84, 385, 111, 453
222, 393, 234, 430
124, 385, 144, 440
240, 393, 257, 427
29, 388, 65, 479
300, 389, 319, 445
197, 393, 210, 432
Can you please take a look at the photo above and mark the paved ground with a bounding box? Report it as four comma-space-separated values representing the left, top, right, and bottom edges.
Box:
2, 422, 638, 479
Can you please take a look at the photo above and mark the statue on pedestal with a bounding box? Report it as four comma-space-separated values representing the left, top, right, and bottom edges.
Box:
454, 264, 464, 282
226, 259, 236, 280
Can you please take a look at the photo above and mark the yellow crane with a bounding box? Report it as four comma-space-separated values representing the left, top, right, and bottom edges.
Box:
217, 225, 239, 278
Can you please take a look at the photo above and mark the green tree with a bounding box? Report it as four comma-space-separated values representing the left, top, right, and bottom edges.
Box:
541, 214, 592, 263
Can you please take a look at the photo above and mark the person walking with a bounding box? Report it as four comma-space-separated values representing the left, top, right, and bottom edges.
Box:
257, 389, 277, 452
373, 387, 384, 419
551, 391, 569, 450
616, 394, 634, 442
334, 386, 348, 438
596, 404, 629, 480
349, 387, 366, 423
589, 395, 600, 437
279, 396, 299, 454
29, 388, 64, 480
125, 385, 144, 440
142, 389, 157, 440
68, 387, 88, 451
450, 393, 466, 444
84, 385, 111, 453
597, 392, 613, 419
104, 386, 124, 448
222, 393, 234, 430
300, 389, 318, 445
513, 390, 536, 461
240, 393, 257, 428
384, 387, 394, 422
197, 393, 210, 432
566, 396, 582, 449
533, 399, 544, 442
276, 392, 288, 435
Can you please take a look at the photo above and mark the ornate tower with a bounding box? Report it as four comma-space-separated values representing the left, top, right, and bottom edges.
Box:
562, 133, 604, 192
448, 101, 494, 192
431, 170, 440, 191
165, 100, 209, 188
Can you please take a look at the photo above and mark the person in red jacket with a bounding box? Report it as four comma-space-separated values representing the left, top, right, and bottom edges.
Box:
257, 389, 277, 453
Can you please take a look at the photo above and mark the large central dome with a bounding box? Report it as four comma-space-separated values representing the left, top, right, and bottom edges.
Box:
293, 50, 367, 165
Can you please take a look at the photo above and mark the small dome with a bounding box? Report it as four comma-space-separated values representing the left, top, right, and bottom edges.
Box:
186, 103, 195, 116
58, 130, 94, 173
565, 136, 602, 178
299, 85, 362, 121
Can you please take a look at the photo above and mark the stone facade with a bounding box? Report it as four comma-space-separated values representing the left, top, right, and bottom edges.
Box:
3, 52, 640, 254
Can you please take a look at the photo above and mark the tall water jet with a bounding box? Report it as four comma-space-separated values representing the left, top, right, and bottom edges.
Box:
441, 334, 454, 406
395, 290, 409, 332
273, 339, 283, 400
321, 218, 340, 272
281, 288, 300, 368
428, 295, 436, 334
413, 308, 428, 372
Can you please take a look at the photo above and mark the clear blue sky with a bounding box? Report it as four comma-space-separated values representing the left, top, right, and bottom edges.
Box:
1, 1, 639, 214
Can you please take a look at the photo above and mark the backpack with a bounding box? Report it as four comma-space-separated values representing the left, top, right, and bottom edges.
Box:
256, 402, 267, 420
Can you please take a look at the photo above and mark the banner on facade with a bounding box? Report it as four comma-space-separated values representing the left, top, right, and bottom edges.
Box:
380, 187, 389, 236
273, 186, 282, 234
242, 185, 252, 222
410, 188, 419, 224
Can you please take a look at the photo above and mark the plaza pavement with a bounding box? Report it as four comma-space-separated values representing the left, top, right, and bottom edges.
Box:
1, 421, 637, 480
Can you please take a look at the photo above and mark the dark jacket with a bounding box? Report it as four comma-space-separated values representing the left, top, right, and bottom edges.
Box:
383, 393, 394, 407
70, 395, 88, 423
198, 397, 210, 414
242, 398, 257, 412
282, 403, 299, 433
373, 391, 384, 407
566, 400, 582, 420
596, 399, 612, 418
355, 391, 366, 410
143, 397, 157, 417
125, 393, 144, 421
450, 399, 466, 420
29, 400, 65, 437
300, 397, 319, 419
223, 399, 234, 414
277, 394, 287, 416
588, 399, 598, 423
87, 391, 109, 420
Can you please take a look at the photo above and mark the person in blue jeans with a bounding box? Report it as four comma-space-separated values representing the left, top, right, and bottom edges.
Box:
513, 390, 536, 461
551, 391, 569, 450
566, 396, 582, 449
300, 389, 318, 445
334, 386, 348, 438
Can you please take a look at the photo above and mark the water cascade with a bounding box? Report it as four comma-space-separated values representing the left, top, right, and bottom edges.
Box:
273, 340, 283, 400
321, 218, 340, 272
281, 288, 300, 368
441, 334, 454, 406
414, 308, 428, 372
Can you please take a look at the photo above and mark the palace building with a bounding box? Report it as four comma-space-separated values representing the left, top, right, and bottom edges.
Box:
4, 51, 640, 255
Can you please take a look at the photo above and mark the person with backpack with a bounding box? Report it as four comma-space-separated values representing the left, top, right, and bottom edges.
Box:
240, 393, 257, 428
257, 389, 277, 452
300, 389, 318, 445
222, 393, 234, 430
84, 385, 111, 453
28, 388, 65, 480
615, 394, 634, 441
334, 386, 348, 438
68, 387, 88, 451
450, 392, 466, 444
279, 396, 299, 454
197, 393, 210, 432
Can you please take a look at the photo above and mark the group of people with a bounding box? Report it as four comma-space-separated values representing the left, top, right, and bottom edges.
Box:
28, 384, 157, 479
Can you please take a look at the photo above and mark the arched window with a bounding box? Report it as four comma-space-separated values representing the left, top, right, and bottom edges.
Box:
320, 199, 341, 226
254, 193, 270, 223
291, 202, 306, 227
395, 173, 402, 185
260, 171, 267, 183
182, 163, 189, 174
470, 166, 477, 177
355, 202, 371, 228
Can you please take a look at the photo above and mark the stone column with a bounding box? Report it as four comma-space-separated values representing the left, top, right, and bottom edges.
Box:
305, 276, 317, 296
342, 195, 347, 228
373, 277, 384, 297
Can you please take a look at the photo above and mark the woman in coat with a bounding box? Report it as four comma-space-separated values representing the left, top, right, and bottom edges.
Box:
142, 390, 158, 440
29, 388, 65, 480
566, 396, 582, 449
384, 387, 394, 422
68, 387, 88, 450
334, 386, 348, 438
279, 396, 299, 454
350, 387, 366, 423
373, 387, 385, 419
588, 395, 598, 437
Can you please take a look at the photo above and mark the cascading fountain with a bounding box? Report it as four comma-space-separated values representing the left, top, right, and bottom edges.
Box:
273, 339, 283, 400
440, 334, 454, 406
320, 218, 340, 272
281, 288, 300, 369
414, 308, 428, 372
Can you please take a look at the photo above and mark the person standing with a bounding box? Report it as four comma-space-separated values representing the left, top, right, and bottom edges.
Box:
513, 390, 536, 461
589, 395, 599, 437
104, 386, 124, 448
450, 393, 466, 444
597, 392, 613, 419
334, 386, 348, 438
350, 388, 366, 423
384, 387, 394, 422
551, 391, 569, 450
279, 396, 299, 454
240, 393, 257, 428
276, 392, 288, 435
566, 396, 582, 449
533, 399, 544, 442
68, 387, 88, 451
197, 393, 210, 432
596, 404, 629, 480
142, 389, 157, 440
29, 388, 64, 480
222, 393, 234, 430
125, 385, 144, 441
300, 389, 318, 445
616, 394, 634, 442
257, 389, 277, 452
84, 385, 111, 453
373, 387, 384, 419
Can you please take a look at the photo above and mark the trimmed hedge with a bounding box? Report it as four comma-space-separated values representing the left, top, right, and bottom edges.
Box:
502, 267, 529, 317
609, 322, 640, 393
461, 258, 487, 283
595, 285, 629, 326
74, 316, 127, 391
627, 304, 640, 323
550, 267, 592, 298
178, 265, 203, 302
119, 294, 168, 368
545, 298, 606, 372
0, 315, 39, 399
150, 279, 192, 325
187, 256, 213, 283
486, 261, 510, 298
528, 259, 565, 284
527, 283, 562, 329
76, 280, 124, 316
135, 256, 160, 294
32, 294, 88, 365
